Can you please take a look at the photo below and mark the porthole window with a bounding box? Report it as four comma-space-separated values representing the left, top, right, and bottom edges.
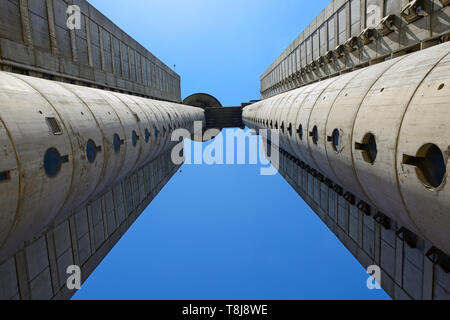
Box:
0, 170, 11, 182
297, 124, 303, 140
113, 134, 124, 153
154, 127, 160, 139
144, 129, 150, 143
403, 144, 446, 189
44, 148, 68, 178
132, 130, 140, 147
287, 123, 293, 136
310, 126, 319, 145
355, 133, 377, 164
86, 139, 101, 163
328, 129, 341, 153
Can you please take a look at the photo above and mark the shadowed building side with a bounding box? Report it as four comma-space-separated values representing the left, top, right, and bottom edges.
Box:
248, 0, 450, 300
244, 42, 450, 300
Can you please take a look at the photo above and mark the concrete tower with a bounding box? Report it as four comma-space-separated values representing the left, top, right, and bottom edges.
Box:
245, 0, 450, 300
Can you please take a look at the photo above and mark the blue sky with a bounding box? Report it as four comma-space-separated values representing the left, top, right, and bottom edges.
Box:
73, 0, 390, 300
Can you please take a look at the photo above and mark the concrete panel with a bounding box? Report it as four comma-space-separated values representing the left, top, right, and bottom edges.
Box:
403, 258, 423, 300
0, 258, 19, 299
75, 208, 89, 240
380, 240, 396, 278
56, 249, 73, 289
53, 221, 72, 258
26, 237, 49, 281
77, 232, 92, 265
363, 225, 375, 258
0, 0, 23, 42
29, 268, 53, 300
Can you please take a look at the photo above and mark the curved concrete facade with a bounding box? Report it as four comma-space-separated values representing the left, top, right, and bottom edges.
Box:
243, 42, 450, 255
0, 71, 204, 254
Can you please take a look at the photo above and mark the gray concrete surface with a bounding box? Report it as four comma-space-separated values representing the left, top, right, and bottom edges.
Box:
0, 0, 180, 102
261, 0, 450, 99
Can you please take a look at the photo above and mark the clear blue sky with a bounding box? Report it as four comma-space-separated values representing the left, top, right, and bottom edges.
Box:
73, 0, 390, 300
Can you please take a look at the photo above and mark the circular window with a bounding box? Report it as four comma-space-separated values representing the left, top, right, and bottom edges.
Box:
331, 129, 340, 152
132, 130, 139, 147
86, 139, 99, 163
144, 129, 150, 143
310, 126, 319, 145
287, 123, 293, 136
113, 134, 123, 153
415, 144, 446, 189
298, 124, 303, 140
357, 133, 377, 164
44, 148, 63, 178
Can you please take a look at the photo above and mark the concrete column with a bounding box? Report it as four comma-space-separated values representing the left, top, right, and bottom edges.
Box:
85, 16, 93, 67
46, 0, 59, 56
18, 0, 33, 47
0, 71, 204, 259
243, 42, 450, 256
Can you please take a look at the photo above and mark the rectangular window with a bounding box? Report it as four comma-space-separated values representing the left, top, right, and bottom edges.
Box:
312, 31, 319, 60
292, 49, 297, 73
338, 6, 347, 45
46, 117, 63, 135
366, 0, 381, 28
296, 46, 301, 70
319, 23, 327, 54
350, 0, 361, 36
301, 42, 306, 67
328, 16, 335, 50
306, 37, 312, 63
0, 171, 10, 182
384, 0, 401, 16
